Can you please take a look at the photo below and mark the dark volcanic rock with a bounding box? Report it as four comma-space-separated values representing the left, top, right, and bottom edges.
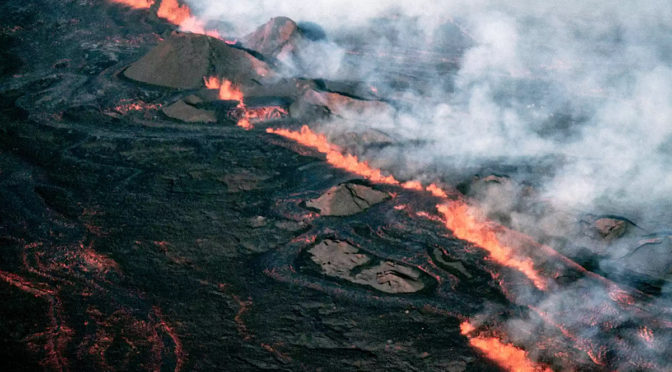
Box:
290, 89, 394, 120
243, 17, 303, 62
308, 239, 426, 293
306, 182, 389, 216
8, 0, 670, 370
162, 99, 216, 123
124, 32, 273, 89
594, 217, 629, 240
332, 129, 395, 152
607, 235, 672, 282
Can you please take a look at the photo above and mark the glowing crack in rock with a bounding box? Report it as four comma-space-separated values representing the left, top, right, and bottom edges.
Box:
460, 321, 552, 372
203, 76, 252, 129
266, 125, 400, 184
109, 0, 154, 9
266, 125, 547, 290
436, 203, 547, 290
203, 76, 288, 128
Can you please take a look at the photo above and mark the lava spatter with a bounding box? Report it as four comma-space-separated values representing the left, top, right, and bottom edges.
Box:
203, 76, 254, 129
204, 77, 244, 102
157, 0, 219, 37
110, 0, 220, 38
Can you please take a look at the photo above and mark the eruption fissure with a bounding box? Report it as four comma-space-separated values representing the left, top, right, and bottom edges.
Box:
460, 321, 552, 372
265, 124, 671, 371
109, 0, 155, 9
80, 3, 672, 369
156, 0, 220, 37
110, 0, 221, 38
436, 203, 547, 290
266, 125, 548, 290
204, 76, 252, 129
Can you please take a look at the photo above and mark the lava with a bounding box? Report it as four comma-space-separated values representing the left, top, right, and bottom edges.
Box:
204, 76, 244, 102
157, 0, 196, 30
426, 183, 448, 198
109, 0, 154, 9
110, 0, 222, 38
0, 270, 72, 371
266, 125, 400, 184
109, 0, 216, 36
203, 76, 254, 129
154, 307, 186, 372
266, 125, 547, 290
436, 202, 547, 290
529, 305, 607, 366
111, 99, 161, 115
246, 106, 289, 122
460, 321, 552, 372
401, 180, 423, 190
202, 79, 289, 128
639, 327, 655, 345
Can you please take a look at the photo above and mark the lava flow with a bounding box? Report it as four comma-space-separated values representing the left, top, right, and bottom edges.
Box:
111, 0, 220, 38
460, 321, 552, 372
156, 0, 220, 37
436, 203, 547, 290
266, 125, 400, 184
266, 124, 547, 290
204, 76, 244, 102
204, 76, 252, 129
109, 0, 154, 9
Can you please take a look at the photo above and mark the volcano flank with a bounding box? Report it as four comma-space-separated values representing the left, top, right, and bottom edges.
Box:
1, 0, 671, 371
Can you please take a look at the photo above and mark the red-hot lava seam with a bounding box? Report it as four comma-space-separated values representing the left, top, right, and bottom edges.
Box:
265, 124, 669, 370
204, 76, 288, 129
266, 125, 548, 290
153, 307, 186, 372
10, 235, 187, 370
0, 270, 73, 371
528, 305, 607, 366
436, 203, 547, 290
460, 321, 552, 372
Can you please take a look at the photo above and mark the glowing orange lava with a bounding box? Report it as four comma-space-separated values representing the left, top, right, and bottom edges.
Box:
426, 183, 448, 198
460, 321, 552, 372
109, 0, 154, 9
437, 202, 547, 290
266, 125, 400, 184
246, 106, 288, 122
112, 99, 162, 114
204, 77, 244, 102
639, 326, 654, 344
266, 125, 547, 289
157, 0, 192, 27
402, 180, 423, 190
204, 76, 281, 129
156, 0, 219, 37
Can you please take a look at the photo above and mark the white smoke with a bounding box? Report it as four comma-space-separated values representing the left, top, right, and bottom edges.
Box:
184, 0, 672, 366
190, 1, 672, 213
184, 0, 672, 276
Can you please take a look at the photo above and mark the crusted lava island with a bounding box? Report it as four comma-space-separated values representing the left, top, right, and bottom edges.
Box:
1, 0, 671, 371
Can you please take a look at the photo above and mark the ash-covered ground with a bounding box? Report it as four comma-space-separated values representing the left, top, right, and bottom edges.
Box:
1, 1, 671, 371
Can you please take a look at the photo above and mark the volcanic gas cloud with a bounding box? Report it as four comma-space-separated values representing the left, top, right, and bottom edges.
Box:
3, 0, 671, 371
